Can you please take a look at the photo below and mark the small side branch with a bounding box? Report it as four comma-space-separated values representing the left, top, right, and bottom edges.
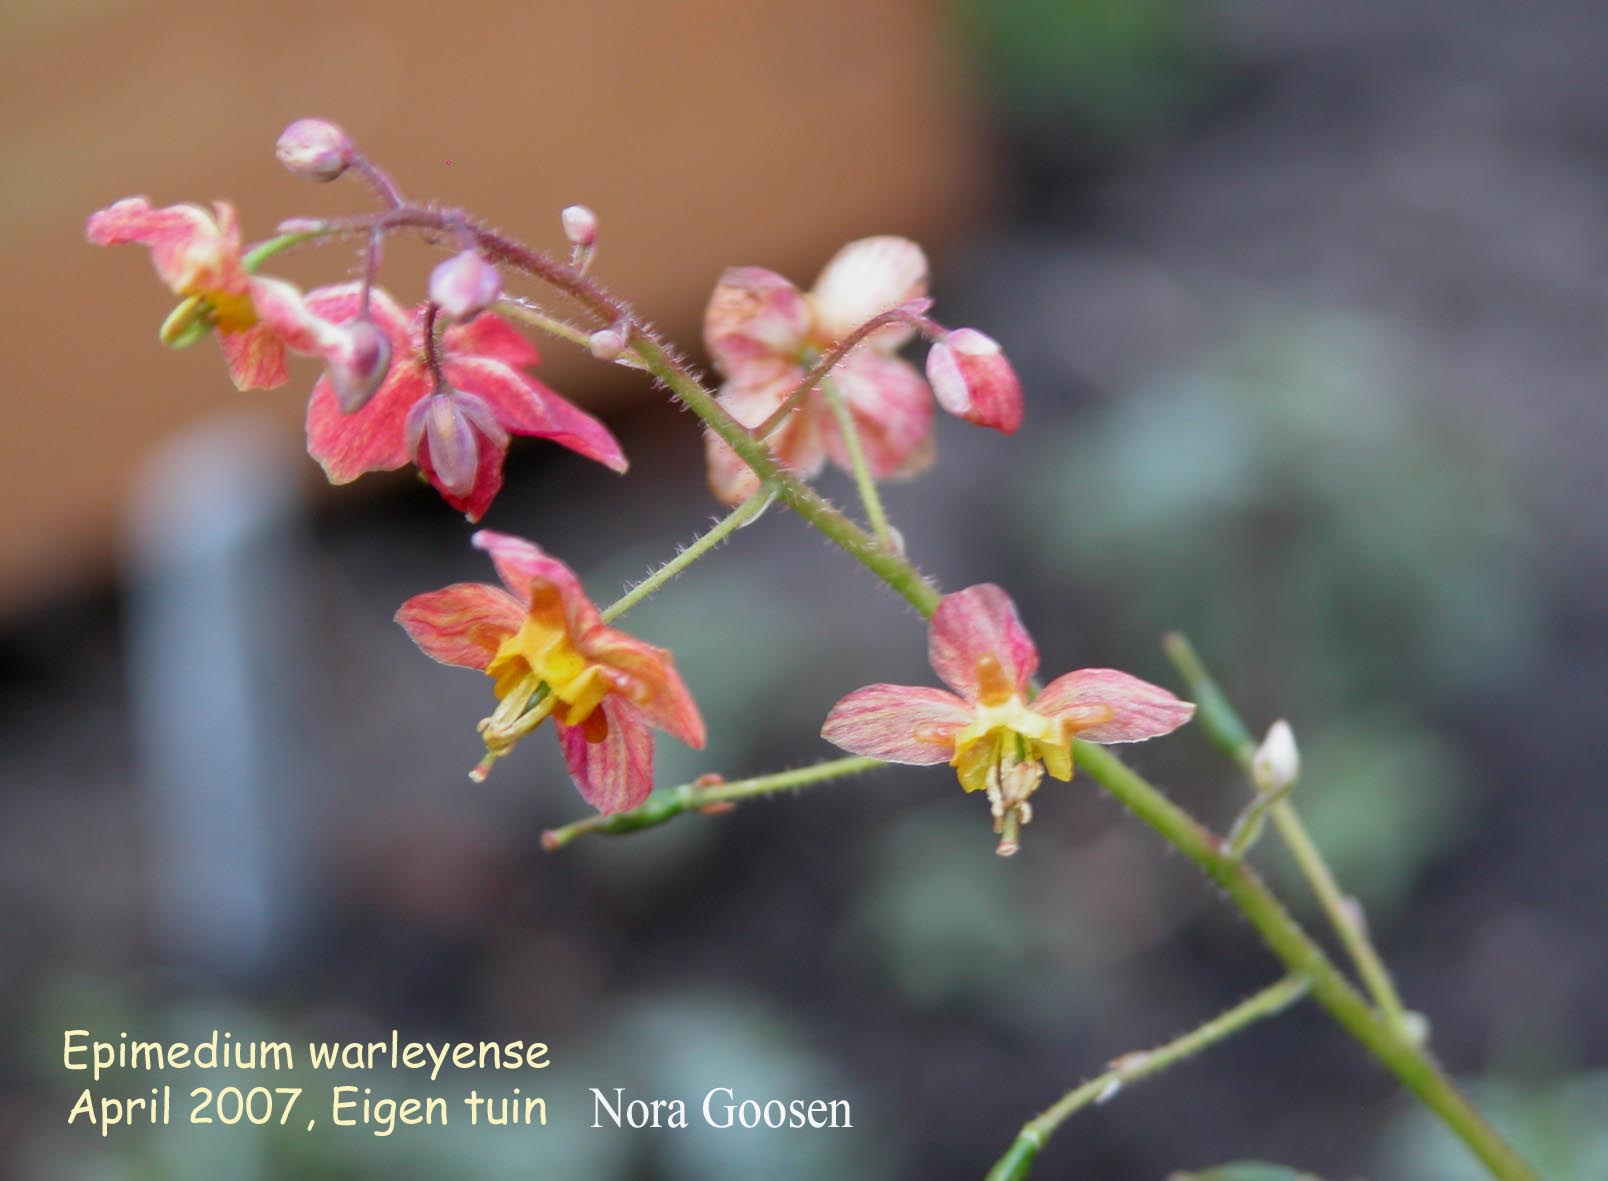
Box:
1162, 634, 1412, 1038
542, 756, 885, 850
985, 974, 1313, 1180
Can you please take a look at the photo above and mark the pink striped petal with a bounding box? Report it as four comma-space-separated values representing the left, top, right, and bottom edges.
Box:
928, 584, 1039, 704
444, 311, 540, 368
248, 275, 349, 357
217, 322, 290, 391
302, 286, 423, 482
704, 266, 812, 380
557, 699, 656, 814
447, 355, 626, 473
821, 353, 935, 480
394, 582, 524, 670
471, 530, 600, 636
704, 375, 826, 505
821, 683, 972, 764
810, 236, 928, 347
304, 364, 425, 482
1033, 669, 1195, 744
86, 197, 242, 295
582, 630, 706, 749
304, 282, 414, 343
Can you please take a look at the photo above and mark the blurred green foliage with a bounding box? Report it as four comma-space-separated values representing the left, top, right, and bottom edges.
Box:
1169, 1163, 1326, 1181
1377, 1071, 1608, 1181
1013, 317, 1537, 916
953, 0, 1216, 148
1018, 316, 1536, 709
1270, 714, 1469, 915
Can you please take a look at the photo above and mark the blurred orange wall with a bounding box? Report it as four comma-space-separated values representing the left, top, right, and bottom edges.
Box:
1, 0, 987, 614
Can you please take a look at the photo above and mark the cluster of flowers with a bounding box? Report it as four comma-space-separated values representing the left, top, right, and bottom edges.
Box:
87, 118, 1191, 849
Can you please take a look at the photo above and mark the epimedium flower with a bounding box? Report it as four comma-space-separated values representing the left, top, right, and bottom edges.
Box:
821, 584, 1194, 854
702, 236, 938, 505
86, 196, 311, 390
395, 531, 706, 814
702, 237, 1028, 505
301, 282, 627, 521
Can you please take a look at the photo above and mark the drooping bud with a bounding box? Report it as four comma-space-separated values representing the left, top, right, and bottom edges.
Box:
275, 118, 354, 182
429, 251, 502, 322
404, 389, 507, 500
276, 217, 327, 235
326, 320, 392, 413
588, 326, 627, 360
406, 393, 480, 498
1252, 719, 1300, 795
561, 204, 598, 248
925, 328, 1024, 434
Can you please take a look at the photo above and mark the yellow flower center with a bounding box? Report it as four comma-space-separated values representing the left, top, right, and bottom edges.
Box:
949, 696, 1073, 796
484, 614, 610, 732
159, 289, 259, 347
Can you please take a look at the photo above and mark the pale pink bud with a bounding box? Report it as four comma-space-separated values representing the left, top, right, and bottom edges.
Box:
404, 390, 506, 498
588, 327, 626, 360
276, 217, 327, 235
326, 320, 392, 414
275, 118, 353, 182
429, 251, 501, 322
925, 328, 1024, 434
406, 394, 479, 497
561, 205, 598, 248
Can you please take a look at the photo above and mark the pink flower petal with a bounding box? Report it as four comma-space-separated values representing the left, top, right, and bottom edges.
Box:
1034, 669, 1195, 744
928, 584, 1040, 703
704, 266, 812, 380
304, 364, 424, 482
302, 285, 422, 482
582, 629, 706, 749
394, 582, 525, 670
248, 275, 340, 358
810, 236, 928, 346
86, 197, 241, 295
471, 530, 601, 637
820, 353, 935, 480
557, 698, 656, 814
704, 375, 827, 505
447, 355, 627, 473
217, 322, 290, 391
305, 282, 413, 343
821, 683, 972, 764
443, 311, 540, 369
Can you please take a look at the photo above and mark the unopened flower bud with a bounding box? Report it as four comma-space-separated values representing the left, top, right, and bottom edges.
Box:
276, 217, 327, 235
925, 328, 1024, 434
561, 204, 598, 248
1252, 719, 1300, 795
326, 320, 392, 414
275, 118, 353, 182
406, 394, 478, 497
429, 251, 502, 322
404, 389, 506, 499
588, 326, 626, 360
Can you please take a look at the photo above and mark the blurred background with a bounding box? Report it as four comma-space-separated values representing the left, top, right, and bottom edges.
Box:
3, 1, 1606, 1177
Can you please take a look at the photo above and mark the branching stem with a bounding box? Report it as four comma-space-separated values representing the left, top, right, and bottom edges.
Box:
1162, 633, 1412, 1037
541, 756, 884, 849
985, 974, 1312, 1180
821, 378, 896, 549
601, 492, 772, 624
